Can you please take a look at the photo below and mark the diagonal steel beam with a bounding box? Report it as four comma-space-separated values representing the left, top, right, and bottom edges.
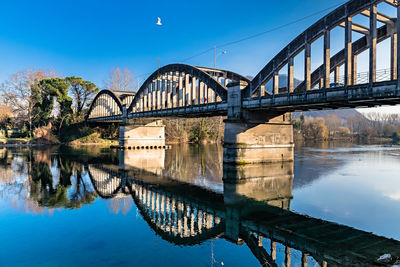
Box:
339, 21, 370, 35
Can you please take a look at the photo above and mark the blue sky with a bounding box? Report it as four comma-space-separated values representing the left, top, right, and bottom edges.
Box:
0, 0, 399, 112
0, 0, 346, 84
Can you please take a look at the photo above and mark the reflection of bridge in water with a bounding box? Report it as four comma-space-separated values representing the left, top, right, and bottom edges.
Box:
86, 149, 400, 266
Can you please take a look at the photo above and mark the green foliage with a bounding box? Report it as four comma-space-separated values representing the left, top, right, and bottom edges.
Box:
58, 123, 112, 144
300, 114, 305, 122
98, 123, 119, 139
392, 132, 400, 144
66, 76, 98, 118
58, 123, 94, 142
189, 118, 210, 143
33, 78, 73, 128
0, 69, 100, 140
293, 120, 301, 129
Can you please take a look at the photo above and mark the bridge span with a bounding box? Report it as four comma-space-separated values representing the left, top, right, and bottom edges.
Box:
86, 0, 400, 164
83, 149, 400, 267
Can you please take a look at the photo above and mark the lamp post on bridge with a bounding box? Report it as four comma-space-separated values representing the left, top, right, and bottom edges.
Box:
214, 46, 227, 68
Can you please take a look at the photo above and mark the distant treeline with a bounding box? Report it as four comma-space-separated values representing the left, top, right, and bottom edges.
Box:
294, 112, 400, 143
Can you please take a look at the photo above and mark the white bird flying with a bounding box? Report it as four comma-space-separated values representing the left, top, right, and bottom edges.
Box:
156, 17, 162, 26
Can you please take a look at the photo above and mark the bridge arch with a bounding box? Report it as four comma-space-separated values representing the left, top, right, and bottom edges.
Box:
86, 89, 124, 122
127, 64, 249, 114
243, 0, 398, 98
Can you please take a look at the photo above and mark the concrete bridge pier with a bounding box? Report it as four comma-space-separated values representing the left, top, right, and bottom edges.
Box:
223, 82, 294, 164
119, 117, 165, 149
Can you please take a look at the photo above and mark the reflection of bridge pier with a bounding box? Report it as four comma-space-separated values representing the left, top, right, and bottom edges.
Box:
223, 161, 294, 243
118, 148, 165, 175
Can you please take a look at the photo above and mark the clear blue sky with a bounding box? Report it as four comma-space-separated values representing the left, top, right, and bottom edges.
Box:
0, 0, 349, 85
0, 0, 399, 114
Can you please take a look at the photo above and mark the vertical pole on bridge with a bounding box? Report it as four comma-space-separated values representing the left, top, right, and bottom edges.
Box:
148, 83, 152, 111
167, 73, 172, 109
205, 85, 211, 104
144, 89, 147, 112
179, 73, 184, 107
304, 42, 311, 91
271, 241, 276, 261
324, 29, 331, 89
391, 32, 397, 81
148, 85, 152, 111
397, 2, 400, 88
369, 3, 377, 85
172, 73, 177, 109
147, 82, 152, 111
285, 247, 291, 267
199, 81, 204, 105
170, 72, 175, 108
259, 84, 265, 99
152, 80, 156, 111
152, 83, 155, 110
288, 57, 294, 93
257, 235, 263, 247
345, 14, 353, 86
161, 76, 165, 109
353, 54, 358, 85
273, 71, 279, 95
185, 74, 190, 107
192, 76, 197, 106
302, 253, 308, 267
156, 78, 160, 110
139, 93, 143, 112
334, 65, 340, 83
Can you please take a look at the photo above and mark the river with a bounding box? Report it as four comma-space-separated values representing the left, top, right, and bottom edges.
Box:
0, 143, 399, 266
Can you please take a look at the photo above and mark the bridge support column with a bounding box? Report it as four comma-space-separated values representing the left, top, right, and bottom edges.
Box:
224, 82, 294, 164
119, 119, 165, 148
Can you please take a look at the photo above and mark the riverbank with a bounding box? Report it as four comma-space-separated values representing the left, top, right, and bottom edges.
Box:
0, 136, 117, 148
2, 137, 396, 148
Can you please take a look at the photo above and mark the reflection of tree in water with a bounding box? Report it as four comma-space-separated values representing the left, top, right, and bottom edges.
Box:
28, 151, 97, 209
69, 165, 97, 208
108, 198, 133, 215
0, 149, 13, 184
0, 149, 31, 210
0, 147, 117, 213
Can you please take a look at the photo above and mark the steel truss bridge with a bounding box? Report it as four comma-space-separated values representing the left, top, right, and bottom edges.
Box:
86, 162, 400, 267
87, 0, 400, 123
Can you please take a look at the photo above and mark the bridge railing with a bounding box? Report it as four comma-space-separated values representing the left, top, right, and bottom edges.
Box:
266, 68, 394, 95
329, 68, 392, 87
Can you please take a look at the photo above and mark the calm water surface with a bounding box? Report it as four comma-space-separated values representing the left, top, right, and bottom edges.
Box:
0, 143, 399, 266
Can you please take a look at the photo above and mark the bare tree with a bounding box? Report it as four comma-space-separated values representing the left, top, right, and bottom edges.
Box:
0, 69, 56, 135
0, 105, 12, 122
104, 67, 135, 91
325, 113, 341, 135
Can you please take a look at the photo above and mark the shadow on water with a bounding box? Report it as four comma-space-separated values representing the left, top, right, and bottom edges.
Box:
0, 145, 400, 266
